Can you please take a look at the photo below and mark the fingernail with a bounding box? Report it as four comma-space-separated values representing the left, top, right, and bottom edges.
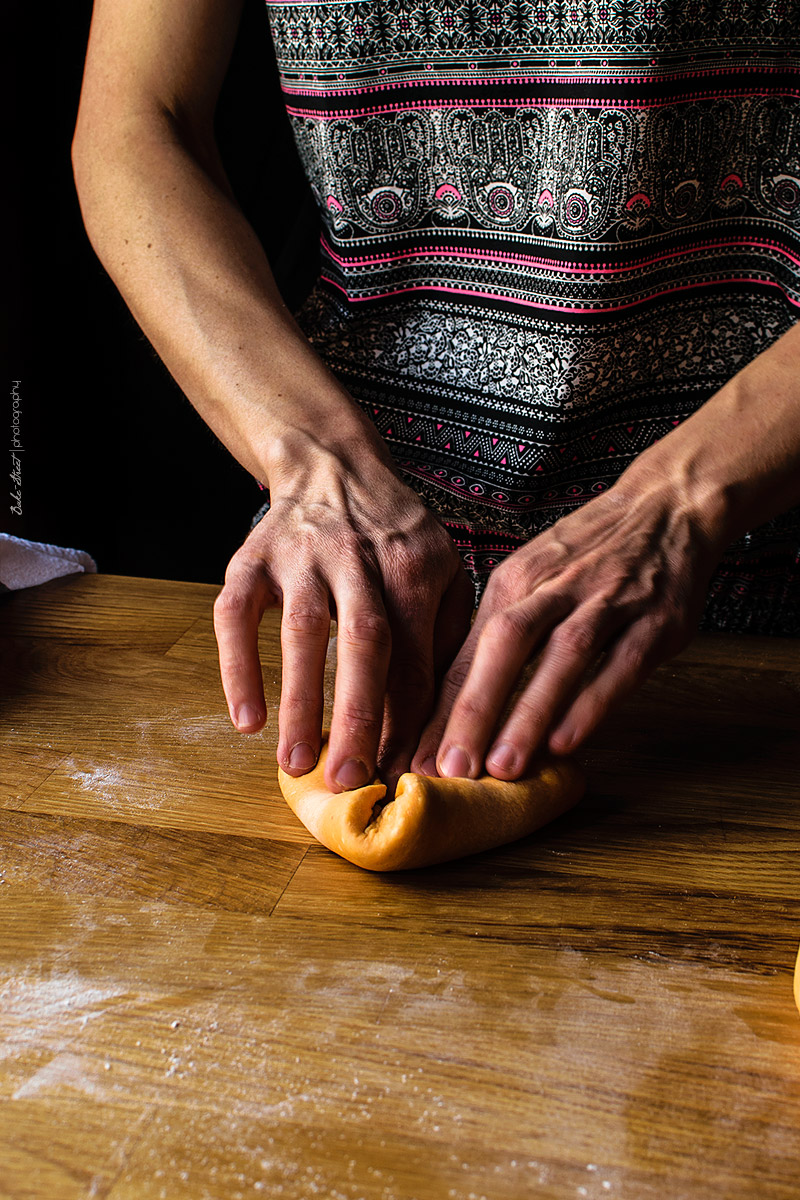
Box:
419, 756, 438, 777
439, 745, 470, 778
336, 758, 370, 790
552, 727, 576, 754
235, 704, 262, 730
288, 742, 316, 771
487, 742, 518, 774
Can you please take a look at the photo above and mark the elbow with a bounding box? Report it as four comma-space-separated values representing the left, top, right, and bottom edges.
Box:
71, 129, 97, 247
71, 128, 88, 204
70, 115, 127, 266
71, 114, 102, 220
71, 109, 128, 244
71, 91, 131, 217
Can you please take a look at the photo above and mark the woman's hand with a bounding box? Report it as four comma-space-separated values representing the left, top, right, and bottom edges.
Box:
411, 457, 725, 781
72, 0, 474, 793
214, 432, 474, 794
413, 319, 800, 780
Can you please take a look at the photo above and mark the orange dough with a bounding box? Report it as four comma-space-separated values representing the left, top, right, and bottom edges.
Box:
278, 736, 584, 872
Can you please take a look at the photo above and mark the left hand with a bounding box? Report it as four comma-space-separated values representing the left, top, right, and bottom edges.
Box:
412, 319, 800, 780
411, 462, 722, 780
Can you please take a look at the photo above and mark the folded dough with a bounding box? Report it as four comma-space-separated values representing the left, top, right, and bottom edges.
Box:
278, 737, 584, 871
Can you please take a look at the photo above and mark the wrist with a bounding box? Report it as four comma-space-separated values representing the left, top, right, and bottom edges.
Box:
196, 319, 393, 488
617, 320, 800, 552
261, 416, 395, 493
614, 431, 735, 559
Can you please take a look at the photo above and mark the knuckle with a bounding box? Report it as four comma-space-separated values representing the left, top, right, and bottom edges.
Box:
280, 682, 322, 713
617, 639, 649, 682
216, 554, 270, 615
385, 544, 443, 601
214, 585, 255, 623
511, 695, 548, 734
483, 569, 512, 609
442, 654, 471, 697
485, 606, 535, 649
340, 611, 392, 651
337, 704, 384, 737
486, 556, 530, 603
451, 689, 487, 727
550, 619, 598, 661
282, 606, 329, 638
386, 538, 422, 576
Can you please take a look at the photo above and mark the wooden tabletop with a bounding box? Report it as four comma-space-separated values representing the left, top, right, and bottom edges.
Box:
1, 573, 798, 1200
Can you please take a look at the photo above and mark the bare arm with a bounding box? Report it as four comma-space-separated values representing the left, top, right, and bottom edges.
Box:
72, 0, 473, 791
412, 320, 800, 781
72, 0, 359, 480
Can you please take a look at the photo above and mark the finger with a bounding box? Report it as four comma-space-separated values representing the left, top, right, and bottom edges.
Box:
411, 570, 507, 776
432, 567, 476, 681
377, 609, 436, 795
277, 574, 331, 775
402, 569, 474, 779
213, 557, 276, 732
325, 575, 393, 793
410, 613, 480, 778
547, 618, 664, 754
377, 577, 468, 787
431, 590, 569, 779
410, 570, 523, 780
485, 602, 625, 779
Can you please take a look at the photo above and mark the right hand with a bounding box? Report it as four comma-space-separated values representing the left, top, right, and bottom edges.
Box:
74, 0, 475, 789
213, 432, 474, 794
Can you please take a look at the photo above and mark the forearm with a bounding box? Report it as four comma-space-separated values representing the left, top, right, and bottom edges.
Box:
617, 320, 800, 551
72, 115, 386, 485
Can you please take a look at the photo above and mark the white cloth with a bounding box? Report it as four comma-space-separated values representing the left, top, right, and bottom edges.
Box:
0, 533, 97, 592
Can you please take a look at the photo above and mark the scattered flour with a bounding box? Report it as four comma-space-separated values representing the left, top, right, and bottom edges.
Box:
63, 758, 128, 799
0, 970, 125, 1028
12, 1051, 104, 1100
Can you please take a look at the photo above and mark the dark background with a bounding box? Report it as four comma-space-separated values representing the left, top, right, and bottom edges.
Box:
7, 0, 319, 582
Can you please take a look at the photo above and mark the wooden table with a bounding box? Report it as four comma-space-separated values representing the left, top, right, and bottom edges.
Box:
1, 574, 798, 1200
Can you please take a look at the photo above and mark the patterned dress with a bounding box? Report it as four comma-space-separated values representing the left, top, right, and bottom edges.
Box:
259, 0, 800, 632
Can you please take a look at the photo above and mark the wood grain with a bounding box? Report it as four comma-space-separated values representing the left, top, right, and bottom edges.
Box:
1, 574, 798, 1200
